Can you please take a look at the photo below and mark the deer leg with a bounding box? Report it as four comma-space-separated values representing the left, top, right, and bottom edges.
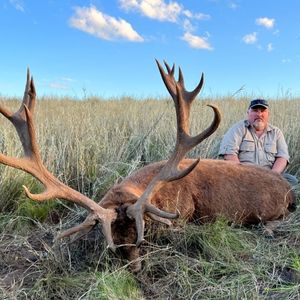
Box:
263, 220, 282, 238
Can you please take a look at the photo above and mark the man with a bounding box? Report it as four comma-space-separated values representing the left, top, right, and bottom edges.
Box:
219, 99, 298, 187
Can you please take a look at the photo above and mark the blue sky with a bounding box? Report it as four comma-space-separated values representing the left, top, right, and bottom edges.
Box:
1, 0, 300, 99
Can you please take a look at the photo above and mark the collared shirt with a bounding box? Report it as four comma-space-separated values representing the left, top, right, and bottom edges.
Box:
218, 120, 290, 169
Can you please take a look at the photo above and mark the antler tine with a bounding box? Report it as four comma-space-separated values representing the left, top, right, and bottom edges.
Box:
28, 76, 36, 112
177, 68, 204, 106
0, 104, 12, 119
189, 104, 221, 148
16, 68, 36, 117
0, 70, 34, 123
178, 67, 184, 86
163, 60, 175, 76
23, 68, 31, 103
156, 59, 176, 98
0, 69, 117, 250
187, 72, 204, 103
126, 61, 221, 246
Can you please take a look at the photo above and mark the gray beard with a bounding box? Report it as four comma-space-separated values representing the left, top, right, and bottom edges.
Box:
253, 120, 265, 131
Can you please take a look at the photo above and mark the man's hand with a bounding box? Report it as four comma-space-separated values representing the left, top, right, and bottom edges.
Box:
224, 154, 240, 163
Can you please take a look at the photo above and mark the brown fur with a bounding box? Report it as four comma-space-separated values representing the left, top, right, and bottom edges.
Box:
99, 158, 295, 270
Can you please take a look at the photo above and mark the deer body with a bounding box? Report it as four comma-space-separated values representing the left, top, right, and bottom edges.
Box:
102, 159, 294, 227
99, 158, 294, 272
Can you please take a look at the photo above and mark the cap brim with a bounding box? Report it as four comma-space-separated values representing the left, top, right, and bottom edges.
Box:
250, 104, 269, 109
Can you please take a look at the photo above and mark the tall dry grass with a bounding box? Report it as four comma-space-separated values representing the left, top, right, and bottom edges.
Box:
0, 96, 299, 299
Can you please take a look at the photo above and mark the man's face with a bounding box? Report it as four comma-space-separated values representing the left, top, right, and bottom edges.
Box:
247, 106, 269, 131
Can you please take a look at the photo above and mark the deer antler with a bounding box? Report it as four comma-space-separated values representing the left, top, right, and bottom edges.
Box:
0, 69, 117, 250
126, 60, 221, 246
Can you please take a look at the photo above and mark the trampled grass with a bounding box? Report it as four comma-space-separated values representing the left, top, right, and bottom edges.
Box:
0, 96, 299, 299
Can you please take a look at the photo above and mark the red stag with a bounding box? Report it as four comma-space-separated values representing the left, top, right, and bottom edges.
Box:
0, 61, 295, 272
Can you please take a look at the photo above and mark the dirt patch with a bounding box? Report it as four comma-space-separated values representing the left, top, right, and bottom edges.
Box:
0, 229, 54, 289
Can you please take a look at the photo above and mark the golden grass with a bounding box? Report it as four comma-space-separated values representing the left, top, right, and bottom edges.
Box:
1, 96, 299, 176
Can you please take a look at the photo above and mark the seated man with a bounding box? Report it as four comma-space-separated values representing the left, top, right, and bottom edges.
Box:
219, 99, 298, 187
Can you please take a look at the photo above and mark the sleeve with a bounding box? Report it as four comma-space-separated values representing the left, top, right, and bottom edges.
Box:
276, 129, 290, 162
218, 122, 245, 156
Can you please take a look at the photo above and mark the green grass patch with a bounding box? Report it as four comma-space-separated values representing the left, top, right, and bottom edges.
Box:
89, 270, 143, 300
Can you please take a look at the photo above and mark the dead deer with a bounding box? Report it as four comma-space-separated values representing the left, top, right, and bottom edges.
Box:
0, 61, 296, 272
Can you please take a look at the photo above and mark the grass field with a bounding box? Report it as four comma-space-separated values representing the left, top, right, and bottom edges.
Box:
0, 96, 300, 299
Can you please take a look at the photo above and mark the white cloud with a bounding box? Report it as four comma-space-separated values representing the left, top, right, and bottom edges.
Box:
182, 19, 195, 32
48, 82, 69, 90
119, 0, 182, 22
69, 6, 144, 42
41, 77, 77, 91
182, 10, 210, 20
267, 43, 273, 52
242, 32, 257, 44
119, 0, 210, 22
61, 77, 76, 82
118, 1, 211, 48
256, 17, 275, 29
9, 0, 24, 12
181, 32, 213, 50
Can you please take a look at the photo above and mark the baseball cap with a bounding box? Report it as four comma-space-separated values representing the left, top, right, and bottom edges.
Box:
248, 99, 269, 109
